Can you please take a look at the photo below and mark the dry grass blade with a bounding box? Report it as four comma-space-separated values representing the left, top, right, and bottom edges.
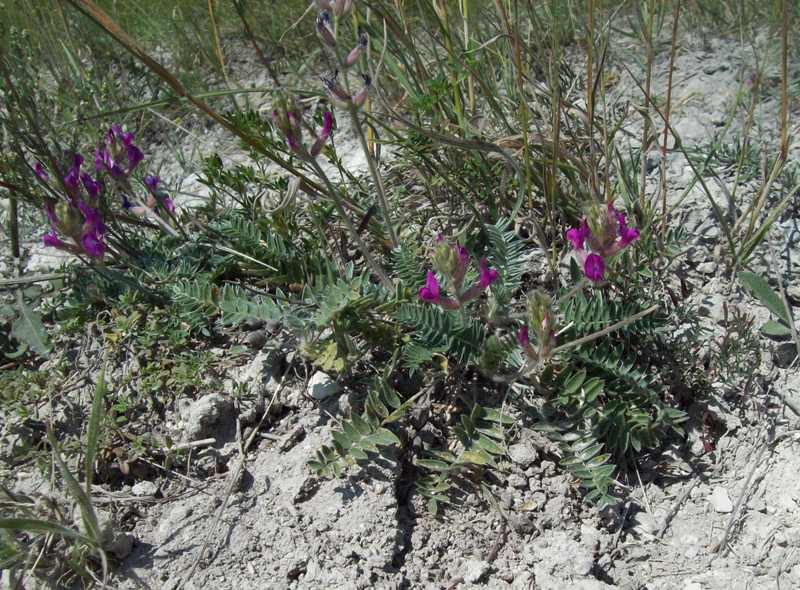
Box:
62, 0, 325, 195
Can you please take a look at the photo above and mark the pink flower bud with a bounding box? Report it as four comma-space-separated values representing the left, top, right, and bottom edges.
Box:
345, 32, 368, 67
352, 75, 371, 108
310, 111, 334, 157
316, 12, 336, 47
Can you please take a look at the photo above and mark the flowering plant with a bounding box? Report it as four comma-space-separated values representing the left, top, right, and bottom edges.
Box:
35, 124, 178, 261
418, 236, 499, 309
566, 203, 639, 282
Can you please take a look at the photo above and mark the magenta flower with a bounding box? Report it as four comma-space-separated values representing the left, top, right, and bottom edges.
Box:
310, 111, 334, 157
584, 253, 605, 282
566, 220, 590, 250
34, 161, 49, 182
63, 154, 83, 191
81, 172, 103, 199
96, 124, 144, 177
78, 200, 104, 233
477, 258, 499, 288
144, 175, 159, 192
42, 229, 64, 249
81, 230, 105, 258
419, 271, 441, 303
517, 325, 530, 348
565, 204, 639, 282
615, 210, 640, 247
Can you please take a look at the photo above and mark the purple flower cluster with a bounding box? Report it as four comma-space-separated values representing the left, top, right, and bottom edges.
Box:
95, 124, 144, 179
272, 102, 334, 158
38, 154, 107, 258
36, 123, 176, 259
418, 236, 499, 309
565, 204, 639, 282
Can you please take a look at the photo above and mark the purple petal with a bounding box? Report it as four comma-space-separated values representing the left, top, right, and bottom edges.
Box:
584, 253, 605, 282
42, 230, 63, 249
34, 161, 49, 182
418, 271, 440, 303
78, 201, 105, 234
566, 219, 590, 250
619, 226, 639, 247
162, 197, 176, 214
478, 259, 499, 288
126, 143, 144, 172
80, 172, 103, 198
517, 326, 530, 348
321, 111, 333, 137
144, 175, 160, 192
81, 231, 105, 258
63, 154, 84, 190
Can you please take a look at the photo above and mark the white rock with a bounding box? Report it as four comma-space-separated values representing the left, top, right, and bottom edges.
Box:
131, 481, 158, 496
709, 487, 733, 513
463, 559, 490, 584
308, 371, 341, 400
508, 442, 538, 467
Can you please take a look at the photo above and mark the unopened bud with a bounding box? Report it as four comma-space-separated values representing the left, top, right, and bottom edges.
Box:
345, 32, 368, 67
310, 111, 334, 157
322, 73, 351, 103
352, 75, 371, 108
316, 12, 336, 47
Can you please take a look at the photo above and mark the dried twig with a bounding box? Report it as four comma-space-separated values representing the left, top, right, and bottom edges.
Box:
709, 428, 773, 555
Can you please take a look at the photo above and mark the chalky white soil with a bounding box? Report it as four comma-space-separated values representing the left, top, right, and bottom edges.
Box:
4, 21, 800, 590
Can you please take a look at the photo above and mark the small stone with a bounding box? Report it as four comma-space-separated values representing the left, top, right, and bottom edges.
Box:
245, 329, 267, 350
463, 559, 490, 584
696, 262, 716, 275
507, 473, 527, 489
308, 371, 341, 401
131, 481, 158, 496
774, 342, 797, 368
786, 285, 800, 305
183, 393, 233, 441
709, 487, 733, 513
243, 317, 266, 331
508, 442, 538, 467
683, 583, 703, 590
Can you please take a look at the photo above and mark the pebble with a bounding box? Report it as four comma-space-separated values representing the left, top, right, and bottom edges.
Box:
508, 442, 538, 467
245, 329, 267, 350
709, 486, 733, 513
132, 480, 158, 496
463, 559, 490, 584
308, 371, 342, 400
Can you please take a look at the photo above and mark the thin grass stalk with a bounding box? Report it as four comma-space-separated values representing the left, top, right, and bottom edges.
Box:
586, 0, 598, 199
546, 0, 562, 234
308, 159, 392, 288
8, 191, 20, 260
461, 0, 476, 114
638, 0, 655, 219
736, 0, 789, 257
659, 0, 680, 239
62, 0, 327, 198
494, 0, 532, 215
232, 0, 281, 86
207, 0, 229, 86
